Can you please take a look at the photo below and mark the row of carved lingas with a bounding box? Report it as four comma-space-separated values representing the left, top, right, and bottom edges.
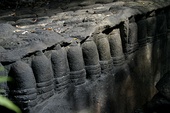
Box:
139, 10, 167, 45
6, 11, 168, 111
94, 29, 125, 69
120, 10, 168, 55
6, 28, 124, 108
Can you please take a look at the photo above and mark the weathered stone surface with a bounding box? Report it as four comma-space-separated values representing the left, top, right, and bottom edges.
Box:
0, 23, 15, 42
0, 30, 64, 62
0, 1, 169, 63
0, 0, 170, 113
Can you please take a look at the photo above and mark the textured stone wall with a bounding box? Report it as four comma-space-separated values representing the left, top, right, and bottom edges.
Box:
0, 0, 170, 113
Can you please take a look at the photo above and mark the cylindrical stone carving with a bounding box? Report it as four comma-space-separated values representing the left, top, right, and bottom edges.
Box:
96, 33, 113, 74
128, 22, 138, 45
128, 22, 138, 53
82, 38, 101, 80
108, 29, 125, 66
147, 15, 156, 42
32, 51, 54, 101
51, 44, 70, 92
120, 17, 138, 53
0, 63, 8, 96
137, 18, 148, 46
67, 42, 86, 85
166, 8, 170, 30
156, 10, 167, 39
8, 61, 37, 111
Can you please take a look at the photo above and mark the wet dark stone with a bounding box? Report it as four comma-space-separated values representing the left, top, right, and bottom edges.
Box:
141, 93, 170, 113
156, 11, 167, 36
147, 16, 156, 37
156, 72, 170, 100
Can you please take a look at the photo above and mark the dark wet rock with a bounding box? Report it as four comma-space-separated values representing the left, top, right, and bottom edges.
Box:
156, 72, 170, 100
137, 93, 170, 113
135, 72, 170, 113
146, 15, 156, 42
155, 10, 167, 37
137, 18, 147, 46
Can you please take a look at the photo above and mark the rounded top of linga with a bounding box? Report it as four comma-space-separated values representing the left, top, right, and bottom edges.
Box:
70, 40, 79, 46
9, 60, 36, 90
53, 44, 61, 50
85, 37, 93, 42
35, 50, 43, 56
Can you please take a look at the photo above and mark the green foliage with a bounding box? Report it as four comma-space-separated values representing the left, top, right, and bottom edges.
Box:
0, 95, 22, 113
0, 76, 12, 83
0, 65, 5, 71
